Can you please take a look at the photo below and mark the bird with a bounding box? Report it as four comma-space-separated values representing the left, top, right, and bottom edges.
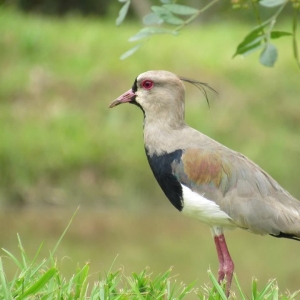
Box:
109, 70, 300, 296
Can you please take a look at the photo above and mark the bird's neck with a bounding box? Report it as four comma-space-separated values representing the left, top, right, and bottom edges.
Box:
143, 114, 188, 156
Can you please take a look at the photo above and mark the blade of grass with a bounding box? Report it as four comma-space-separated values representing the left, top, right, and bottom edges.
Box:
256, 279, 276, 300
15, 268, 57, 300
1, 248, 23, 270
50, 206, 80, 257
207, 269, 227, 300
233, 273, 246, 300
0, 258, 13, 300
17, 233, 28, 269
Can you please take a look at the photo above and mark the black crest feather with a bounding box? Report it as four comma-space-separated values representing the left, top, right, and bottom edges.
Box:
179, 77, 217, 108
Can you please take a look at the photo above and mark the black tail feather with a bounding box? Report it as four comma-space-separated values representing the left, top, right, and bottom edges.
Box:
270, 232, 300, 241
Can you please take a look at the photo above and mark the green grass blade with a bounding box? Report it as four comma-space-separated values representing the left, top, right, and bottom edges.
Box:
252, 277, 258, 300
233, 273, 246, 300
1, 248, 23, 270
31, 241, 45, 265
50, 206, 80, 257
17, 233, 28, 269
15, 268, 57, 300
0, 258, 13, 300
73, 263, 90, 299
207, 269, 227, 300
178, 281, 196, 300
256, 279, 276, 300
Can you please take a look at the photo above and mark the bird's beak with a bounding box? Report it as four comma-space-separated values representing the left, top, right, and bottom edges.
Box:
109, 89, 136, 108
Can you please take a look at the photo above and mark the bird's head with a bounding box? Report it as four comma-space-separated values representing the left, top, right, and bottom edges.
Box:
109, 70, 214, 128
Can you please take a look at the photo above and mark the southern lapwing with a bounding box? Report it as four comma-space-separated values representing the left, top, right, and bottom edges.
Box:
109, 70, 300, 296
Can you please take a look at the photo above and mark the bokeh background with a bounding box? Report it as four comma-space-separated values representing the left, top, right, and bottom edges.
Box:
0, 0, 300, 297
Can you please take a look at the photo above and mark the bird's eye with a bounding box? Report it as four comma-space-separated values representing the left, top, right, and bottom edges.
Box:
141, 80, 154, 90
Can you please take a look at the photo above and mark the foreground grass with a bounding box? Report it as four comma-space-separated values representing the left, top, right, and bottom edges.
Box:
0, 209, 298, 300
0, 235, 298, 300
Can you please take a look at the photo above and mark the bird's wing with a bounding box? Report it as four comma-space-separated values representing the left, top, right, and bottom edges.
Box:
172, 147, 300, 236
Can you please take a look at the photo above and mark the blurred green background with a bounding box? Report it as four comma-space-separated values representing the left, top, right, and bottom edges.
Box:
0, 1, 300, 297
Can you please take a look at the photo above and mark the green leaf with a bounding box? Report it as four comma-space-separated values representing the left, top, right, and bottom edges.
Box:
143, 13, 163, 25
292, 8, 300, 68
152, 5, 171, 15
270, 30, 292, 39
160, 0, 172, 3
116, 1, 130, 26
163, 4, 199, 15
151, 6, 173, 22
129, 27, 177, 42
128, 30, 152, 42
233, 28, 266, 57
260, 43, 278, 67
162, 15, 185, 25
259, 0, 287, 7
151, 6, 185, 25
235, 38, 264, 57
120, 44, 142, 60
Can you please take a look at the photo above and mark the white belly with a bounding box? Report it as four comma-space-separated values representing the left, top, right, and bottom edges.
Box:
181, 184, 235, 229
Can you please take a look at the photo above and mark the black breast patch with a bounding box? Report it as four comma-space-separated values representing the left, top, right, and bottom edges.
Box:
145, 149, 183, 211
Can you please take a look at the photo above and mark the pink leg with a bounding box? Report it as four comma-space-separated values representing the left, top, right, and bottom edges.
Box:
212, 231, 234, 297
213, 236, 225, 282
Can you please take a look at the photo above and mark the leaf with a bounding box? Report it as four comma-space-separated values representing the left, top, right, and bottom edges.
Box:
260, 43, 278, 67
292, 8, 300, 68
151, 6, 172, 21
270, 30, 292, 39
129, 27, 177, 42
259, 0, 287, 7
128, 29, 152, 42
116, 1, 130, 26
241, 42, 265, 57
233, 28, 266, 57
160, 0, 172, 3
234, 16, 276, 57
120, 44, 142, 60
162, 15, 185, 25
143, 13, 163, 25
163, 4, 199, 15
151, 6, 185, 25
151, 5, 170, 15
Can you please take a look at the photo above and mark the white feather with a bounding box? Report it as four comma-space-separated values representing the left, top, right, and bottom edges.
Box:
181, 184, 235, 229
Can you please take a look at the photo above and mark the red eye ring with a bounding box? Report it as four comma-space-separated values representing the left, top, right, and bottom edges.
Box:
141, 79, 154, 90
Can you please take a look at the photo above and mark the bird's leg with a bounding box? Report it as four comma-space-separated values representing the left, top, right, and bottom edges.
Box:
217, 233, 234, 297
211, 227, 234, 297
213, 235, 225, 282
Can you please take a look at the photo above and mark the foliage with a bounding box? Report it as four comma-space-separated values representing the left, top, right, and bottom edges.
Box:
116, 0, 300, 67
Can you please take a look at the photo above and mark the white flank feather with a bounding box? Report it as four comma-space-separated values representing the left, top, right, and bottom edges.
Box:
181, 184, 235, 228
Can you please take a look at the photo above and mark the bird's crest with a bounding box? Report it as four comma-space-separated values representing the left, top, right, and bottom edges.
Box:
179, 77, 217, 108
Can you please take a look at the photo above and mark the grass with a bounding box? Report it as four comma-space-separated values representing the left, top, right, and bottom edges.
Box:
0, 223, 299, 299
